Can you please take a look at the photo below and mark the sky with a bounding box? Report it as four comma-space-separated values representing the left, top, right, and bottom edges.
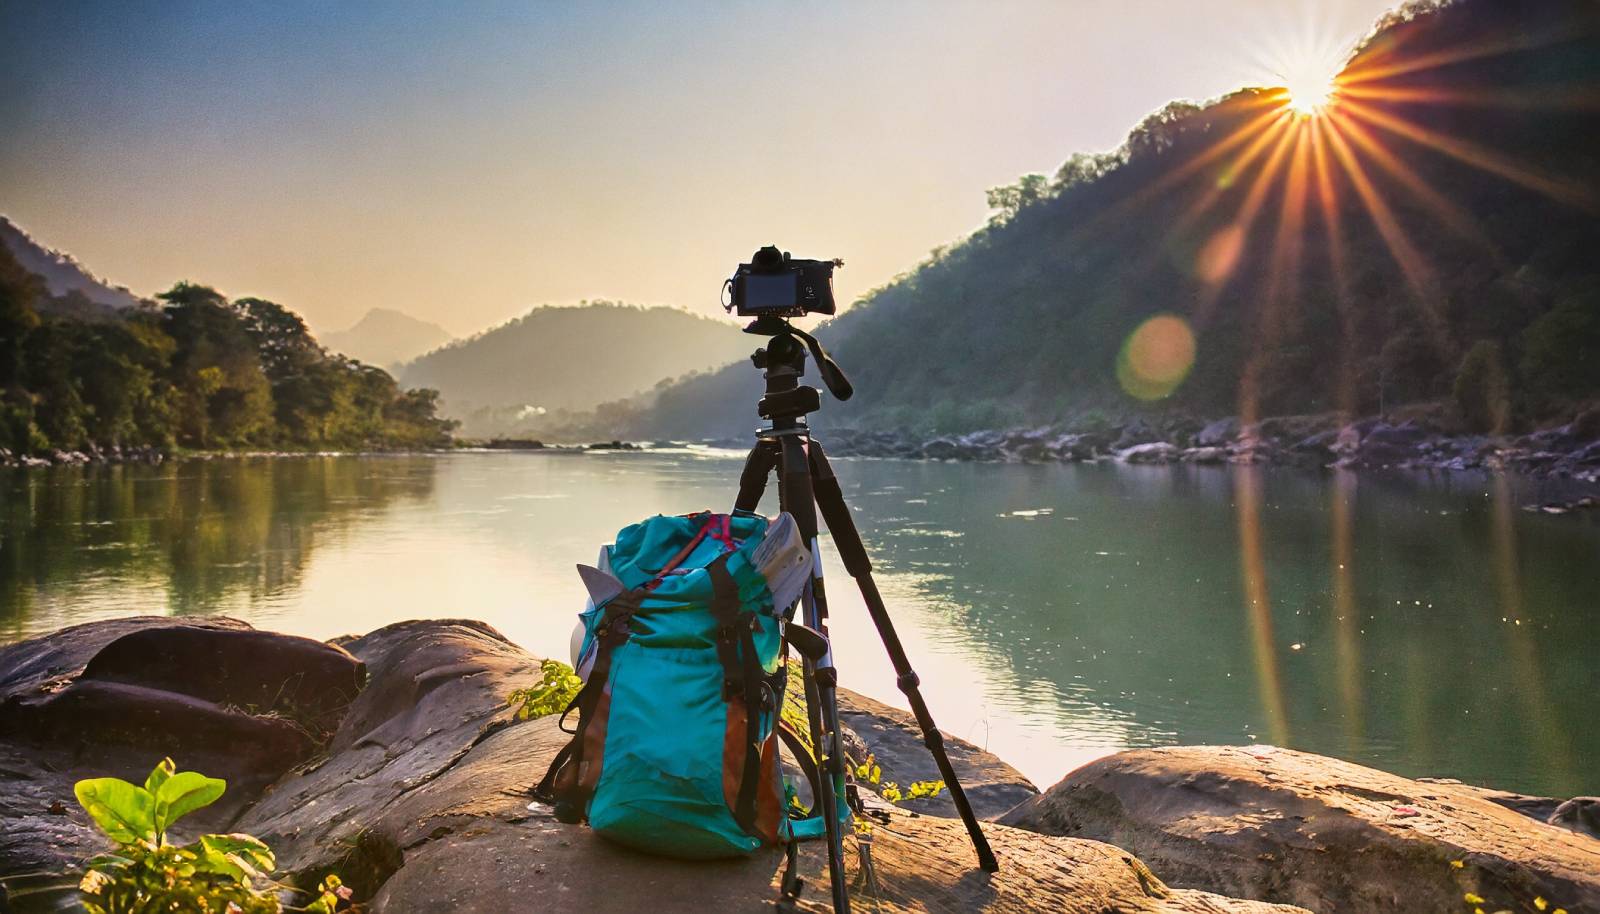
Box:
0, 0, 1399, 337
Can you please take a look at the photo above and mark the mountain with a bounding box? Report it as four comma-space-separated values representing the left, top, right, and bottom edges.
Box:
321, 308, 454, 370
0, 217, 144, 314
397, 302, 755, 436
563, 0, 1600, 442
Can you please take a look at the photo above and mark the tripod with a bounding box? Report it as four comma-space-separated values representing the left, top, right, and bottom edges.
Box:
730, 317, 998, 913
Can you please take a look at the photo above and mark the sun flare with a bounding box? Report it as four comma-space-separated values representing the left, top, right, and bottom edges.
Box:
1283, 74, 1338, 116
1255, 27, 1350, 118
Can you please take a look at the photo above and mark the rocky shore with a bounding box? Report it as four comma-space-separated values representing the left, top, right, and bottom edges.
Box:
818, 409, 1600, 485
2, 617, 1594, 913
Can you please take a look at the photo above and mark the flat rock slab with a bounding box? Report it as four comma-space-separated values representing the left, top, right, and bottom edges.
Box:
999, 745, 1600, 914
371, 802, 1309, 914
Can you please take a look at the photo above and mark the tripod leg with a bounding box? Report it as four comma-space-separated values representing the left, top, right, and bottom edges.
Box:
733, 439, 780, 514
778, 434, 853, 914
807, 441, 1000, 873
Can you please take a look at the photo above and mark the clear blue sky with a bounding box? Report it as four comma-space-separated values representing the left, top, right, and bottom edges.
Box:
0, 0, 1398, 335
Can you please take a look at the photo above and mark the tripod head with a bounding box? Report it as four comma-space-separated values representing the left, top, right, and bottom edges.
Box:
746, 317, 853, 426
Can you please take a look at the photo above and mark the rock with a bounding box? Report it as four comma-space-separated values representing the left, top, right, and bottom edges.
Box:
0, 617, 358, 887
1338, 420, 1436, 468
1195, 417, 1240, 448
1120, 442, 1180, 464
370, 796, 1308, 914
1115, 419, 1162, 450
236, 621, 1298, 913
1288, 429, 1338, 461
999, 745, 1600, 914
1181, 446, 1229, 464
0, 617, 1296, 912
918, 436, 969, 460
1550, 798, 1600, 840
833, 687, 1037, 820
79, 625, 364, 735
1001, 426, 1056, 463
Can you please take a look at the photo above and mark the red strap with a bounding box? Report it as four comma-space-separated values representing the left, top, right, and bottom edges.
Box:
708, 514, 738, 552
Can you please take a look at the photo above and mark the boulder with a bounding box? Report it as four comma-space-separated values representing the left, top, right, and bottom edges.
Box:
1115, 419, 1162, 450
79, 625, 365, 735
1120, 442, 1180, 464
834, 687, 1037, 820
1337, 420, 1437, 468
1195, 417, 1240, 448
0, 617, 363, 892
999, 745, 1600, 914
1181, 446, 1229, 464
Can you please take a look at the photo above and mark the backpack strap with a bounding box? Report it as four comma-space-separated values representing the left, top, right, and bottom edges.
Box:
707, 557, 768, 837
533, 588, 642, 819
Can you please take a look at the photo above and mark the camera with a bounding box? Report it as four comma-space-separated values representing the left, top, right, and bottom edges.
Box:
725, 245, 842, 318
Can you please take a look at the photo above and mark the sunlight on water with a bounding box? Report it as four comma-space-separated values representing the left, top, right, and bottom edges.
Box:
3, 452, 1597, 796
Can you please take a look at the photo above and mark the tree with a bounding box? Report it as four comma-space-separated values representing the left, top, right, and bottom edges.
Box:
1453, 340, 1510, 433
1520, 284, 1600, 410
985, 173, 1050, 223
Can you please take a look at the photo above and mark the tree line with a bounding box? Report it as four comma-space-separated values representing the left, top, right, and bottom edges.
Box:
0, 246, 456, 456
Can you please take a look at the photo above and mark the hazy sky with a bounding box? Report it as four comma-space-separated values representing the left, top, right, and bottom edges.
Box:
1, 0, 1398, 336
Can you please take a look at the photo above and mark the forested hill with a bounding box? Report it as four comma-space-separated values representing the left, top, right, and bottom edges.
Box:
397, 303, 753, 436
0, 218, 143, 314
0, 241, 455, 456
566, 0, 1600, 442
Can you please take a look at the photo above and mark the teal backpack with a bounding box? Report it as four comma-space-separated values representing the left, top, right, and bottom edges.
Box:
535, 510, 827, 861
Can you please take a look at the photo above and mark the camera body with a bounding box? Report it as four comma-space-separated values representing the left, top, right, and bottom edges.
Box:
726, 246, 841, 318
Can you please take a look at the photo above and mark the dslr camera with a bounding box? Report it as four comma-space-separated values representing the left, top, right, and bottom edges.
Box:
725, 245, 842, 318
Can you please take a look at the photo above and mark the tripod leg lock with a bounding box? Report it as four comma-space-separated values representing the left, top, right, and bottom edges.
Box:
896, 671, 921, 692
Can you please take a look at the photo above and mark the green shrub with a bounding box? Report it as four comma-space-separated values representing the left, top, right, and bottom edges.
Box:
74, 757, 347, 914
507, 659, 584, 721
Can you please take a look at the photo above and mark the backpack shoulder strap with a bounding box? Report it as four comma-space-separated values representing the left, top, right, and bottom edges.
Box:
533, 587, 644, 819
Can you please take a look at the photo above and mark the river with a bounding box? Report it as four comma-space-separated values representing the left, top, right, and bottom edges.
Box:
2, 450, 1595, 797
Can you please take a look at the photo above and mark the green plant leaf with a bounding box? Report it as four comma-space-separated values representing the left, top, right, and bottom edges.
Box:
74, 777, 157, 845
84, 852, 136, 872
191, 843, 249, 882
143, 757, 176, 796
154, 771, 226, 834
200, 833, 275, 874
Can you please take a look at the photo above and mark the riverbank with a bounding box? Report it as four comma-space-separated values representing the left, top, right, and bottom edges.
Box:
815, 408, 1600, 486
2, 617, 1594, 912
10, 408, 1600, 490
0, 439, 648, 469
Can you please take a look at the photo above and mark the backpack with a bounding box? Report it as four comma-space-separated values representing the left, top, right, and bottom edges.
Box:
536, 510, 822, 860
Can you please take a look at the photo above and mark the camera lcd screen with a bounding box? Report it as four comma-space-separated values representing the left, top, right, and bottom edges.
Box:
742, 273, 799, 311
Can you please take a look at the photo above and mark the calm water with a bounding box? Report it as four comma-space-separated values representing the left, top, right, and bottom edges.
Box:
2, 451, 1596, 796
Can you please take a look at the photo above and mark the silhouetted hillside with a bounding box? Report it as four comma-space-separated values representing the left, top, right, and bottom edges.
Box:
0, 217, 143, 314
322, 308, 453, 370
397, 302, 753, 436
568, 0, 1600, 442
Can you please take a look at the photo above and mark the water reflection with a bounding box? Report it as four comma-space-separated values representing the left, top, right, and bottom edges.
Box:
0, 458, 435, 637
1, 453, 1595, 797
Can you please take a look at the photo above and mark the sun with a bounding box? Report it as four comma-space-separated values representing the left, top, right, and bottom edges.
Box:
1283, 72, 1339, 116
1252, 25, 1350, 118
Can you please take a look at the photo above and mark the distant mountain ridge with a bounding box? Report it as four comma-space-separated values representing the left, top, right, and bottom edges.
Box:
397, 302, 753, 435
0, 217, 143, 313
321, 308, 453, 370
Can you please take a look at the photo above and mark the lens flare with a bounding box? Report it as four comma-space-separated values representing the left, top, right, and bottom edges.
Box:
1117, 314, 1196, 400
